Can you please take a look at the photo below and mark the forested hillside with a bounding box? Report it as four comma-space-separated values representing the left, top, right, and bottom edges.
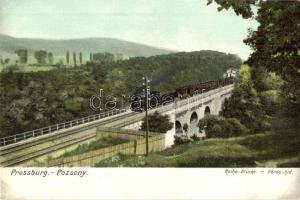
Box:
0, 51, 242, 137
88, 50, 242, 93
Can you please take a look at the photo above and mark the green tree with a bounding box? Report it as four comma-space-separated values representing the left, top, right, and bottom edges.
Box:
47, 52, 54, 65
140, 111, 173, 133
79, 52, 83, 64
15, 49, 28, 64
90, 53, 93, 62
92, 52, 114, 63
208, 0, 300, 130
66, 51, 70, 65
34, 50, 47, 65
198, 115, 249, 138
4, 58, 10, 65
245, 1, 300, 130
105, 68, 126, 94
221, 65, 262, 132
73, 52, 77, 66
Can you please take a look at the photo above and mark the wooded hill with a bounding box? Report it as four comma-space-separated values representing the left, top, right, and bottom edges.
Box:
0, 34, 174, 59
0, 50, 242, 137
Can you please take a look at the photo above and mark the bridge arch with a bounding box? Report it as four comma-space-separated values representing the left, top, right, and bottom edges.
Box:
190, 112, 198, 136
204, 106, 211, 115
175, 120, 183, 134
190, 112, 198, 123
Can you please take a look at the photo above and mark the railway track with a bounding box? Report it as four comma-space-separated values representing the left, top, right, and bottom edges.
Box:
0, 111, 137, 167
0, 132, 96, 167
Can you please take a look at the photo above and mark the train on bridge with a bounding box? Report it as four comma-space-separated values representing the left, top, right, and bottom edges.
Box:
131, 77, 234, 112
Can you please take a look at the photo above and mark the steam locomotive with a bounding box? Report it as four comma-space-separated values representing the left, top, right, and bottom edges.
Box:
131, 77, 234, 112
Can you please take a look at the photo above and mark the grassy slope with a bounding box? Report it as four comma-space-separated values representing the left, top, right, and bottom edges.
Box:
60, 136, 130, 158
95, 132, 300, 167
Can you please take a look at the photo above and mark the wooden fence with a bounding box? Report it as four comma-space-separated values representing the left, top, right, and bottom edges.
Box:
40, 128, 165, 167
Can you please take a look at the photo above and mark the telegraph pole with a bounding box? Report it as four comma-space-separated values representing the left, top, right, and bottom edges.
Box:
143, 76, 150, 156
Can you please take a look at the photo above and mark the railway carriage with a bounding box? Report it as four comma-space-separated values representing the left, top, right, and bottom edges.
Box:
131, 77, 234, 112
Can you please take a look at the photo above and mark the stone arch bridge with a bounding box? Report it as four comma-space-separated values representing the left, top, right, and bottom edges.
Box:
121, 84, 234, 147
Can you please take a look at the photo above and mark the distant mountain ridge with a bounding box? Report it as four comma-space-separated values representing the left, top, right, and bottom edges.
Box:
0, 34, 175, 58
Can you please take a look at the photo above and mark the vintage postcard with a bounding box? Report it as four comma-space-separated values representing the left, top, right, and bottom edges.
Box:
0, 0, 299, 199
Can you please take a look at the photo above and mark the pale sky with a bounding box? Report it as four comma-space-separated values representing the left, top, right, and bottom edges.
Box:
0, 0, 258, 60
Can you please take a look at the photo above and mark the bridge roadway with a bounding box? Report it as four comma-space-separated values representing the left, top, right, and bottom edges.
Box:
0, 84, 233, 166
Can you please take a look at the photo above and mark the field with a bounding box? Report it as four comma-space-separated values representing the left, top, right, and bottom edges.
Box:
95, 131, 300, 167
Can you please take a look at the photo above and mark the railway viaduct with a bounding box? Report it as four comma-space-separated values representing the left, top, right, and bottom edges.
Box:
0, 84, 234, 166
120, 84, 234, 147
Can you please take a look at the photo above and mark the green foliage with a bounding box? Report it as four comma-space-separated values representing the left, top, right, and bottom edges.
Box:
259, 90, 280, 116
4, 58, 10, 64
207, 0, 259, 19
79, 52, 83, 64
92, 52, 115, 63
86, 50, 242, 94
173, 135, 191, 145
34, 50, 48, 65
105, 68, 126, 94
0, 67, 98, 136
245, 1, 299, 79
190, 134, 200, 141
220, 65, 263, 132
198, 115, 250, 138
15, 49, 28, 64
173, 133, 200, 146
73, 52, 77, 66
182, 123, 188, 133
140, 111, 173, 134
209, 0, 300, 131
47, 52, 54, 65
66, 51, 70, 64
251, 65, 283, 93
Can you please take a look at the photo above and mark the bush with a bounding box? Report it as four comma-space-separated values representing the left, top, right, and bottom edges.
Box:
140, 111, 173, 133
173, 135, 192, 145
198, 115, 250, 138
190, 134, 200, 141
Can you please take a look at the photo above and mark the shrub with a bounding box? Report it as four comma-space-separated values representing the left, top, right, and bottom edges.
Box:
198, 115, 250, 138
173, 135, 191, 145
191, 134, 200, 141
140, 111, 173, 133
